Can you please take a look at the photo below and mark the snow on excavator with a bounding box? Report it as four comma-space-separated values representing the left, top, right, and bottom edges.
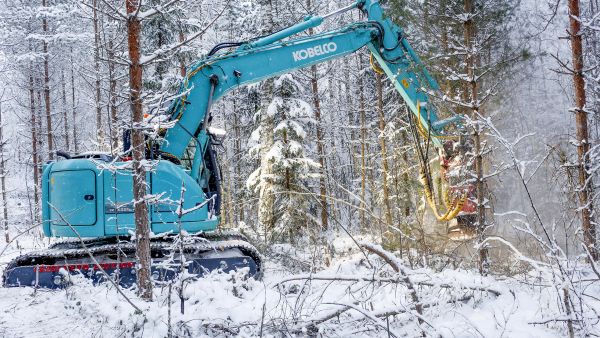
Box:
3, 0, 475, 288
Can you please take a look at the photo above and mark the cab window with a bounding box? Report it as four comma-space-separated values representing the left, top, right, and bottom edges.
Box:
181, 138, 197, 170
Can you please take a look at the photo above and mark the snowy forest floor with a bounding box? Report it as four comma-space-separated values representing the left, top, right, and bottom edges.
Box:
1, 232, 598, 338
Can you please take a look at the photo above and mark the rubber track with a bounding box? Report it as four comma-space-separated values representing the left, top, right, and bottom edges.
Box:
46, 230, 249, 250
2, 231, 262, 285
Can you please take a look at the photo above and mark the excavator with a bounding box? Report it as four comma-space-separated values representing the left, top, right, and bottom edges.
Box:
3, 0, 475, 288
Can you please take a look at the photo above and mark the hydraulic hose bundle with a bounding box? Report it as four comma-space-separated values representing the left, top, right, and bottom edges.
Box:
369, 52, 469, 225
407, 104, 470, 225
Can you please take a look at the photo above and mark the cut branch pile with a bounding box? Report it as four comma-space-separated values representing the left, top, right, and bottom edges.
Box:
261, 242, 502, 337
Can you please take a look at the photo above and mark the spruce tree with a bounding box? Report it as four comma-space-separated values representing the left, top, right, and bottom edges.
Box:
247, 74, 320, 242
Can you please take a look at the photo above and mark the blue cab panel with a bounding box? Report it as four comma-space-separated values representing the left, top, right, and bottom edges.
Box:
49, 169, 97, 226
42, 159, 219, 238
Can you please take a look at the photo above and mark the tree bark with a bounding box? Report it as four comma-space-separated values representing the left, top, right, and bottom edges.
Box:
376, 74, 393, 229
93, 0, 105, 148
61, 72, 70, 151
70, 49, 78, 153
42, 0, 54, 160
306, 0, 329, 231
463, 0, 489, 274
258, 79, 275, 237
126, 0, 153, 301
36, 81, 44, 212
310, 64, 328, 230
179, 30, 186, 77
344, 59, 358, 178
358, 54, 367, 229
569, 0, 598, 261
107, 39, 119, 152
257, 0, 276, 239
0, 96, 8, 243
232, 102, 244, 224
29, 73, 40, 218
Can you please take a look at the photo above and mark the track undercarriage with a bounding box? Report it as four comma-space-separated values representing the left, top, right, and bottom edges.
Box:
2, 231, 261, 289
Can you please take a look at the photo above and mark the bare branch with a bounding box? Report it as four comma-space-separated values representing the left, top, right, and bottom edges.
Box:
48, 203, 143, 314
141, 3, 228, 65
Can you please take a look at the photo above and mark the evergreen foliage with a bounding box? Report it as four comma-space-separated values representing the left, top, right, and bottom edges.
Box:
247, 74, 320, 241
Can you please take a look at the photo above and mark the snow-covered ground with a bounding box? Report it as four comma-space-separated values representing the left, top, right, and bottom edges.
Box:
1, 235, 598, 337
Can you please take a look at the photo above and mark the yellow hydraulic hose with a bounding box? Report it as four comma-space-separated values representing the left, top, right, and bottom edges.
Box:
370, 53, 385, 74
419, 169, 467, 222
415, 102, 458, 141
370, 58, 463, 222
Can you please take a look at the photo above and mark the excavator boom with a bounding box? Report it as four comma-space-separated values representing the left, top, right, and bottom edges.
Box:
161, 0, 458, 160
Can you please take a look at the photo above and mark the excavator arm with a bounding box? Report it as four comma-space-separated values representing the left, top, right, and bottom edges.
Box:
159, 0, 462, 160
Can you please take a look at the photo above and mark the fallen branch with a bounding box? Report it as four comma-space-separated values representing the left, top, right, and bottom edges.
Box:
323, 302, 402, 338
373, 295, 473, 318
360, 242, 423, 323
292, 296, 474, 334
275, 274, 502, 297
291, 302, 357, 334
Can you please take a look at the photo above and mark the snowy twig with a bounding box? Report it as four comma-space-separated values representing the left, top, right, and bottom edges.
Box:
0, 223, 38, 258
359, 242, 425, 326
275, 273, 501, 296
140, 3, 228, 65
291, 303, 356, 333
137, 0, 180, 20
322, 302, 402, 338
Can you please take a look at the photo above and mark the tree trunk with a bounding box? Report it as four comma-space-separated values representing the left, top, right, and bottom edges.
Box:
376, 74, 393, 229
569, 0, 598, 261
179, 30, 186, 77
258, 79, 276, 237
358, 54, 367, 229
345, 59, 358, 176
257, 0, 276, 239
343, 58, 356, 177
36, 82, 44, 211
126, 0, 153, 301
107, 39, 119, 152
306, 0, 328, 230
463, 0, 489, 274
310, 65, 328, 230
0, 96, 8, 243
93, 0, 104, 148
232, 102, 244, 223
61, 72, 70, 151
70, 50, 78, 153
29, 73, 40, 218
42, 0, 53, 160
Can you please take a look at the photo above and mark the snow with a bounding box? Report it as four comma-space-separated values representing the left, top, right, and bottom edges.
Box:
1, 235, 597, 337
207, 126, 226, 138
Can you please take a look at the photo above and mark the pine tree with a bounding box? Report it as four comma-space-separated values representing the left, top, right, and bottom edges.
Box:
125, 0, 153, 301
569, 0, 597, 261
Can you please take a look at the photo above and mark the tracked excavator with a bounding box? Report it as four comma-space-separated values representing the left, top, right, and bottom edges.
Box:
3, 0, 476, 288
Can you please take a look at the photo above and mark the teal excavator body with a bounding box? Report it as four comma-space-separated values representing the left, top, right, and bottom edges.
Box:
41, 0, 458, 241
4, 0, 467, 288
